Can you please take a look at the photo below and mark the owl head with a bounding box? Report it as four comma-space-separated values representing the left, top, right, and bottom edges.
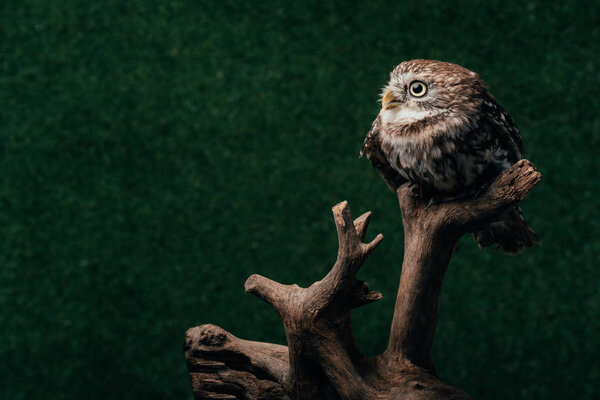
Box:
379, 59, 489, 138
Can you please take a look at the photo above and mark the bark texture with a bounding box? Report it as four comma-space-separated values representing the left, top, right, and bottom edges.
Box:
185, 159, 541, 400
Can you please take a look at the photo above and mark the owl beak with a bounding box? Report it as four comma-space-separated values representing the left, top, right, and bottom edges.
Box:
382, 90, 401, 110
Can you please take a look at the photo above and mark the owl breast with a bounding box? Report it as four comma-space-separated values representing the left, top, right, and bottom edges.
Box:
381, 126, 514, 195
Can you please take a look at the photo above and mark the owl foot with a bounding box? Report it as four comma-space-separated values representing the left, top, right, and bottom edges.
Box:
407, 182, 420, 196
406, 183, 467, 207
471, 186, 487, 199
425, 195, 453, 208
430, 192, 479, 205
426, 197, 436, 208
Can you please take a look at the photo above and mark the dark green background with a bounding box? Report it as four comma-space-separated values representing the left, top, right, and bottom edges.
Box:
2, 1, 599, 399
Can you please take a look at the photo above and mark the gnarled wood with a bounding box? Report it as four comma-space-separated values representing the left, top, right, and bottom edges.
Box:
185, 159, 541, 400
383, 159, 541, 373
185, 324, 290, 400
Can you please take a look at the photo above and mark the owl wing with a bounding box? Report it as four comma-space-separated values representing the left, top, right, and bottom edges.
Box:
360, 116, 407, 191
480, 95, 526, 160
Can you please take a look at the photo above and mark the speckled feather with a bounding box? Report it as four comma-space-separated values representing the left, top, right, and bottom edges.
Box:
361, 59, 538, 253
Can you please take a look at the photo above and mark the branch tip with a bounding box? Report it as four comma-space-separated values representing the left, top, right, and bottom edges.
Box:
244, 273, 263, 293
333, 200, 359, 245
363, 233, 384, 254
332, 200, 349, 215
244, 274, 289, 307
476, 159, 541, 212
354, 211, 372, 242
351, 280, 383, 307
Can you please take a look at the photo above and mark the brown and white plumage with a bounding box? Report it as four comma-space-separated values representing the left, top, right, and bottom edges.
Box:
361, 59, 537, 253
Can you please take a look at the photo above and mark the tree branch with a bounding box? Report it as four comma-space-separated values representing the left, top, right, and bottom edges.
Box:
385, 159, 541, 371
185, 159, 541, 400
241, 201, 384, 400
185, 324, 290, 399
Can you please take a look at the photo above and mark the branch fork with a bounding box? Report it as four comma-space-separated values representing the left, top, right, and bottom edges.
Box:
245, 201, 383, 316
185, 160, 541, 400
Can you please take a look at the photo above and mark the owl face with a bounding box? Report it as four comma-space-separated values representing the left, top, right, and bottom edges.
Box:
379, 60, 488, 139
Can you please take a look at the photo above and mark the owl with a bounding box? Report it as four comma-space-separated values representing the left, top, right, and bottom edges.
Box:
361, 59, 537, 253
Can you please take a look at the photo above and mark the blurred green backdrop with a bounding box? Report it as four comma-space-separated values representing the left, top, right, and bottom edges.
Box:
2, 0, 599, 399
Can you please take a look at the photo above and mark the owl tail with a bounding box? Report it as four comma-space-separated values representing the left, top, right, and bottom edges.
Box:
473, 206, 539, 254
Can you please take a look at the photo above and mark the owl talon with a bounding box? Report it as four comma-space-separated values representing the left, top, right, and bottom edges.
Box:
407, 182, 420, 196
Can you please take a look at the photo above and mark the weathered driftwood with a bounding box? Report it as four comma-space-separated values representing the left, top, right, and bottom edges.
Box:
185, 159, 541, 399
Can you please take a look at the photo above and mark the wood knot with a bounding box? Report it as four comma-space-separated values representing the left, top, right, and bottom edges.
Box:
198, 326, 228, 346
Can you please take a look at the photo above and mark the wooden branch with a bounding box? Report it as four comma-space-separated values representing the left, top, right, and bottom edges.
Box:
245, 202, 384, 317
185, 160, 541, 400
396, 159, 542, 234
384, 159, 541, 371
243, 201, 384, 400
320, 202, 384, 311
185, 324, 290, 399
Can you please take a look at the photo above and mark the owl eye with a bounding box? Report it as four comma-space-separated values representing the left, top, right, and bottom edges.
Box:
409, 81, 427, 97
